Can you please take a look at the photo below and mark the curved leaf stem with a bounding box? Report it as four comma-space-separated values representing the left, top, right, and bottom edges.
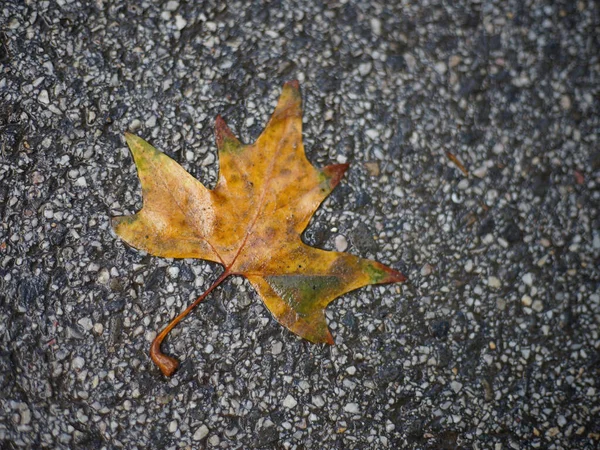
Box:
150, 269, 231, 376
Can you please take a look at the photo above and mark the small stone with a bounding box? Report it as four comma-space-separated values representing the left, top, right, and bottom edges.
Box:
20, 406, 31, 425
38, 89, 50, 105
421, 264, 433, 276
521, 295, 532, 306
465, 260, 473, 273
129, 119, 142, 131
522, 273, 534, 286
344, 402, 359, 413
145, 330, 157, 342
560, 95, 571, 110
165, 0, 179, 11
168, 420, 178, 433
496, 298, 507, 310
488, 276, 501, 288
75, 177, 87, 187
586, 387, 596, 396
174, 15, 187, 30
473, 165, 488, 178
271, 341, 283, 355
365, 129, 379, 140
97, 268, 110, 285
449, 55, 461, 68
283, 395, 297, 409
404, 53, 416, 71
78, 317, 93, 331
72, 356, 85, 370
364, 161, 380, 177
370, 18, 382, 36
358, 62, 372, 77
434, 61, 447, 74
532, 300, 544, 312
145, 115, 157, 128
346, 366, 356, 375
312, 395, 325, 407
450, 381, 463, 393
193, 425, 209, 440
335, 235, 348, 252
493, 143, 505, 154
167, 266, 179, 279
93, 323, 104, 334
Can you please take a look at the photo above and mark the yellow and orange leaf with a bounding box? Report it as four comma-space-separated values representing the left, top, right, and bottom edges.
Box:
113, 81, 406, 375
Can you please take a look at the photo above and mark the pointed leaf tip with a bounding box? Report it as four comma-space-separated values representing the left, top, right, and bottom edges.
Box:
123, 131, 136, 143
323, 163, 350, 189
325, 331, 335, 345
387, 268, 407, 283
215, 115, 241, 150
284, 80, 300, 90
380, 265, 407, 283
123, 132, 147, 151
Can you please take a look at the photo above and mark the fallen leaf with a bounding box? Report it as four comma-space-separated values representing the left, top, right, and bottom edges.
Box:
113, 81, 406, 376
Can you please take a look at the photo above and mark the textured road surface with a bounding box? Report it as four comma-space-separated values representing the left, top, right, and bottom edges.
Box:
1, 1, 599, 449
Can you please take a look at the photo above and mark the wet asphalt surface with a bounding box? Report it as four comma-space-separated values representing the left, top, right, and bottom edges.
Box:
1, 0, 599, 449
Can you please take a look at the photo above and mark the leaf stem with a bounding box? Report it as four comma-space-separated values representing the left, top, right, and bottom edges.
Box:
150, 269, 230, 376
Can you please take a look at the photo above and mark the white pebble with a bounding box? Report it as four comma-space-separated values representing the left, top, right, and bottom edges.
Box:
97, 268, 110, 285
465, 260, 473, 273
283, 395, 297, 409
271, 341, 283, 355
193, 425, 209, 440
165, 0, 179, 11
38, 89, 50, 105
78, 317, 93, 331
434, 61, 447, 74
168, 420, 178, 433
72, 356, 85, 370
344, 402, 359, 413
358, 62, 372, 77
20, 406, 31, 425
312, 395, 325, 407
521, 295, 532, 306
365, 129, 379, 140
522, 273, 534, 286
370, 18, 382, 36
488, 276, 501, 288
450, 381, 463, 393
129, 119, 142, 131
335, 235, 348, 252
145, 331, 157, 342
174, 15, 187, 30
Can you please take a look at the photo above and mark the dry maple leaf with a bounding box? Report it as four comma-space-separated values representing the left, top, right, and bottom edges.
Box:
113, 81, 406, 376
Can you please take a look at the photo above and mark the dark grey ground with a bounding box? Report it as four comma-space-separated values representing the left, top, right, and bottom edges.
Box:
1, 0, 599, 448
